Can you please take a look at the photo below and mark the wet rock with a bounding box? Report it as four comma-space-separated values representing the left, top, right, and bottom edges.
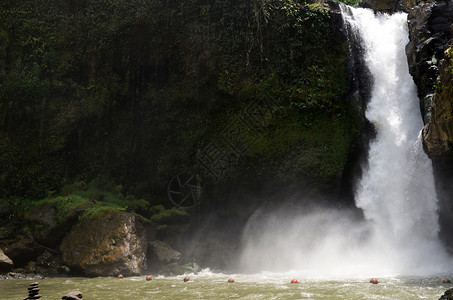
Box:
148, 240, 182, 264
62, 291, 82, 300
145, 240, 202, 275
406, 0, 453, 255
440, 288, 453, 300
406, 0, 453, 125
0, 248, 13, 272
60, 210, 147, 276
423, 46, 453, 158
428, 58, 453, 252
146, 240, 186, 274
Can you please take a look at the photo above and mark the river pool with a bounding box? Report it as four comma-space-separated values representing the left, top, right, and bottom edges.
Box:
2, 271, 452, 299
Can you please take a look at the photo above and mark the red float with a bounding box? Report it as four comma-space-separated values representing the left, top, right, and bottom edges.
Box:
117, 274, 124, 279
146, 275, 152, 281
183, 276, 190, 282
291, 279, 299, 284
442, 279, 451, 283
369, 278, 379, 284
228, 278, 235, 283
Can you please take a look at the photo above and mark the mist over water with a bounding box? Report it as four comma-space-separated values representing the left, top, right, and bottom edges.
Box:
238, 6, 452, 277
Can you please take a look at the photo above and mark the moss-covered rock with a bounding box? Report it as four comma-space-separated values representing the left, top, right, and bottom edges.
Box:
60, 209, 147, 276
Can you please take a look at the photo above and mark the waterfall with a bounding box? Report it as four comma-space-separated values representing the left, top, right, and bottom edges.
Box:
341, 4, 453, 274
238, 5, 451, 277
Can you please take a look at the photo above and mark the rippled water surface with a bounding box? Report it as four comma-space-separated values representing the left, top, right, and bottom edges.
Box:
2, 271, 452, 299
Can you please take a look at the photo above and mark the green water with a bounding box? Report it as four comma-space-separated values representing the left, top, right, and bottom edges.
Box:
1, 271, 452, 299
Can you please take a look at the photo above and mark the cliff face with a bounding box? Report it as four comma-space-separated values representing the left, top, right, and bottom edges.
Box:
406, 0, 453, 128
422, 27, 453, 158
406, 0, 453, 251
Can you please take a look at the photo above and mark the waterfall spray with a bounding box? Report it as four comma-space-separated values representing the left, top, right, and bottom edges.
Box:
238, 5, 452, 277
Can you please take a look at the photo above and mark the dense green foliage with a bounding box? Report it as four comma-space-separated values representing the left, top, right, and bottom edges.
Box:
0, 0, 361, 219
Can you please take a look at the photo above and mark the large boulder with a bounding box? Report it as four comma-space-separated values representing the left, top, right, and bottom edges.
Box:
0, 248, 13, 272
60, 209, 147, 276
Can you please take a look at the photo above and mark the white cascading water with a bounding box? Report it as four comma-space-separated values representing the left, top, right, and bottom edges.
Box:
238, 6, 452, 277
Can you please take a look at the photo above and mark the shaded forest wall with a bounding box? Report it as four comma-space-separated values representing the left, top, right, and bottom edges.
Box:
0, 0, 360, 214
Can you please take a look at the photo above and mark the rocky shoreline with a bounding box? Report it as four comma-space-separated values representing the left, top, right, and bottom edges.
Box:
0, 205, 202, 278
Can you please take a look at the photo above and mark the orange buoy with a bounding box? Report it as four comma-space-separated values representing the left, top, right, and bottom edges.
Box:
369, 278, 379, 284
227, 278, 235, 283
442, 279, 451, 283
291, 279, 299, 284
183, 276, 190, 282
117, 274, 124, 279
146, 275, 152, 281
